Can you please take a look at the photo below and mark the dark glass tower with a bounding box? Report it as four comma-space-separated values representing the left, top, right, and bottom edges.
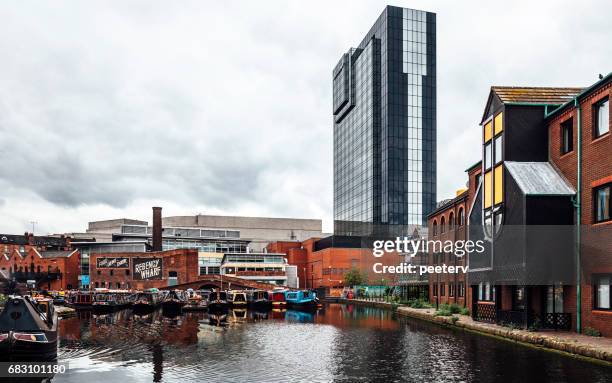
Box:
333, 6, 436, 237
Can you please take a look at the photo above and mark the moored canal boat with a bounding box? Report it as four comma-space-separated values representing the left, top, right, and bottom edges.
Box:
66, 290, 94, 309
207, 289, 228, 311
269, 289, 287, 308
184, 290, 209, 311
132, 289, 162, 312
161, 289, 188, 311
0, 296, 58, 360
284, 290, 321, 310
92, 289, 132, 313
247, 290, 271, 309
227, 290, 248, 307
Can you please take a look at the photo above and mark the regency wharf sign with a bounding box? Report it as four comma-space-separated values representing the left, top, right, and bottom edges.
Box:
132, 258, 163, 280
96, 257, 130, 269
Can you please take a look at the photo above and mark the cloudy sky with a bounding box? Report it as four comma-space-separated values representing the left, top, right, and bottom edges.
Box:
0, 0, 610, 234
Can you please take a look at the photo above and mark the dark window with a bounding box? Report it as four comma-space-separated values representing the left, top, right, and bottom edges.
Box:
449, 213, 455, 230
458, 282, 465, 297
440, 216, 446, 234
433, 283, 438, 296
561, 118, 573, 154
432, 220, 437, 236
593, 97, 609, 138
458, 208, 465, 226
484, 142, 492, 169
594, 184, 611, 223
125, 269, 130, 275
109, 270, 114, 276
440, 283, 445, 296
449, 283, 455, 297
593, 274, 610, 310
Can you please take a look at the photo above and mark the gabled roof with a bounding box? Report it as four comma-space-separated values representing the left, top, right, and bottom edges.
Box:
491, 86, 583, 104
481, 86, 584, 123
505, 162, 575, 196
40, 250, 78, 259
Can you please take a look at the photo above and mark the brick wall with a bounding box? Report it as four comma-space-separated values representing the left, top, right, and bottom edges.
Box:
427, 193, 469, 307
548, 79, 612, 336
90, 249, 198, 290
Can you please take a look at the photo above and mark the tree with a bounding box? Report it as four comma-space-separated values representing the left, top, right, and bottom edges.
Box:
344, 268, 367, 287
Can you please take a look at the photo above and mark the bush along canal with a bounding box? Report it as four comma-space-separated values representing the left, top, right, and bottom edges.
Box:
0, 302, 608, 382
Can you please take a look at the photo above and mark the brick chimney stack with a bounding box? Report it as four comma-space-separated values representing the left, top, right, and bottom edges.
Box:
152, 207, 162, 252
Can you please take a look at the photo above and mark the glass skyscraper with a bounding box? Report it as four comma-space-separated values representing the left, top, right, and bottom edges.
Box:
333, 6, 436, 236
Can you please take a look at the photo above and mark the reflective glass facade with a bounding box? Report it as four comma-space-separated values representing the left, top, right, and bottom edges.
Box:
333, 6, 436, 236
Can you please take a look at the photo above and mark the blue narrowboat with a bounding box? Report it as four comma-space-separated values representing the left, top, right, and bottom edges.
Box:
283, 290, 321, 310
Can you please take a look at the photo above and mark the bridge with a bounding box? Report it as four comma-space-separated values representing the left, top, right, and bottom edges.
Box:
160, 275, 296, 291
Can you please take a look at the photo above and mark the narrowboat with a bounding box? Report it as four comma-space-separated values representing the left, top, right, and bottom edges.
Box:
269, 289, 287, 308
247, 290, 271, 309
92, 289, 131, 313
132, 289, 162, 312
284, 290, 321, 310
161, 289, 188, 311
207, 289, 228, 311
66, 290, 94, 309
0, 296, 58, 360
227, 290, 248, 307
183, 290, 209, 311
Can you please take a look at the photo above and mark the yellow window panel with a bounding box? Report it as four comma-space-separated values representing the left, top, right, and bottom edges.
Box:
494, 165, 503, 204
484, 121, 492, 143
494, 112, 503, 135
484, 171, 492, 208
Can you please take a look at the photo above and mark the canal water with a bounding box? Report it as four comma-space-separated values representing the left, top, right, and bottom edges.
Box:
40, 304, 612, 382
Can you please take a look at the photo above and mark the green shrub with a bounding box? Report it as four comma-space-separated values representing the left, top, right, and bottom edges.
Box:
450, 316, 460, 324
528, 318, 542, 332
583, 327, 602, 337
434, 308, 452, 317
459, 307, 470, 315
449, 303, 461, 314
406, 299, 433, 309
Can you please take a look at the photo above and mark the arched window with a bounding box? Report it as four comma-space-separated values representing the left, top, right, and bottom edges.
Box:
458, 208, 465, 226
440, 216, 446, 234
432, 220, 438, 236
449, 212, 455, 230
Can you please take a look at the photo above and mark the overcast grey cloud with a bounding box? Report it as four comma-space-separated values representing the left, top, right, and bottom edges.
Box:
0, 0, 610, 234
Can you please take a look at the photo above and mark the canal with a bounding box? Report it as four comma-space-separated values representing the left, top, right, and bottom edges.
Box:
44, 304, 612, 382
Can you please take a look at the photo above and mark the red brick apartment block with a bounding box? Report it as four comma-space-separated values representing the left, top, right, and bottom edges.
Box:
427, 161, 480, 308
547, 77, 612, 336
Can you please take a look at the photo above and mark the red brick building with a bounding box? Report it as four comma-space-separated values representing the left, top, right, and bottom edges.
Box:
546, 74, 612, 336
268, 236, 405, 296
0, 233, 80, 291
89, 248, 199, 290
464, 74, 611, 336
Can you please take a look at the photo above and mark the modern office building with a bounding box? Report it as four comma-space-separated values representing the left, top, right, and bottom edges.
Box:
333, 5, 436, 236
86, 212, 323, 252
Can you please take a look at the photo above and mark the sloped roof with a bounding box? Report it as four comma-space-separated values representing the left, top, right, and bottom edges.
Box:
40, 250, 77, 258
491, 86, 583, 105
506, 162, 575, 196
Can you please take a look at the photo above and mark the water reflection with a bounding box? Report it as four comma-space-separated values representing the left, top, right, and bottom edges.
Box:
31, 304, 604, 382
